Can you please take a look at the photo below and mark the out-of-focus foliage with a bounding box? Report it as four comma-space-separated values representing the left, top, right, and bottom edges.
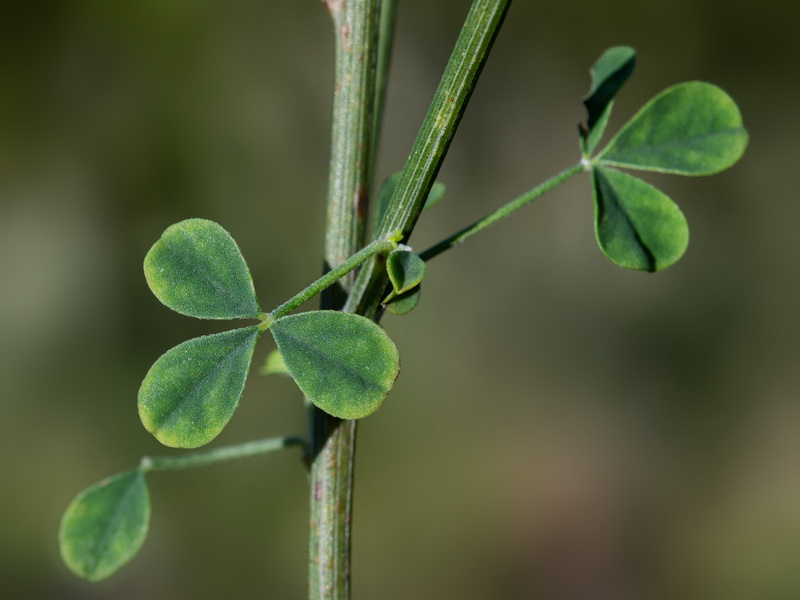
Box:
2, 1, 798, 599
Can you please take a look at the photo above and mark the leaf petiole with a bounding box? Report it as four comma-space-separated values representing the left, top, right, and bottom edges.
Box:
419, 162, 585, 262
139, 436, 306, 472
265, 234, 400, 325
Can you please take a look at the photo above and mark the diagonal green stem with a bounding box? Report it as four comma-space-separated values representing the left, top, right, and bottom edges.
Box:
420, 163, 584, 261
344, 0, 512, 316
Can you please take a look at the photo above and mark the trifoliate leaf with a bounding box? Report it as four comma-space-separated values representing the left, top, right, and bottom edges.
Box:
270, 311, 400, 419
59, 470, 150, 581
592, 166, 689, 272
138, 326, 261, 448
597, 82, 748, 175
144, 218, 261, 319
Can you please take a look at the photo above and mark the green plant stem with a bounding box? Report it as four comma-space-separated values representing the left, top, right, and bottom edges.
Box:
313, 2, 508, 598
420, 162, 584, 261
376, 0, 511, 242
267, 236, 397, 323
323, 0, 381, 282
139, 436, 305, 472
345, 0, 511, 316
307, 410, 357, 600
314, 2, 383, 600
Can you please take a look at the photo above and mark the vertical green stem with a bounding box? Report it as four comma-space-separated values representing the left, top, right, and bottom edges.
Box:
323, 0, 381, 283
312, 2, 383, 600
307, 410, 357, 600
312, 1, 509, 598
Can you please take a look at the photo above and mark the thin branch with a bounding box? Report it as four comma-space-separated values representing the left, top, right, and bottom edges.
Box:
312, 3, 384, 600
345, 0, 513, 315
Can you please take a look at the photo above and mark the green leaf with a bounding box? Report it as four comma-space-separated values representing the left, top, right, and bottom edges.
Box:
423, 182, 447, 212
597, 82, 748, 175
144, 218, 261, 320
375, 173, 446, 229
59, 470, 150, 581
385, 286, 421, 316
592, 166, 689, 272
270, 311, 400, 419
375, 173, 400, 229
386, 250, 426, 295
138, 326, 261, 448
581, 46, 637, 154
261, 349, 290, 376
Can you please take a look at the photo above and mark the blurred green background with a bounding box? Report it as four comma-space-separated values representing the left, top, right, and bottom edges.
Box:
2, 1, 798, 598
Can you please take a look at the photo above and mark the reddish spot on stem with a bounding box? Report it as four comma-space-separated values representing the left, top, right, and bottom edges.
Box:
314, 479, 323, 501
355, 186, 368, 222
322, 0, 344, 17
